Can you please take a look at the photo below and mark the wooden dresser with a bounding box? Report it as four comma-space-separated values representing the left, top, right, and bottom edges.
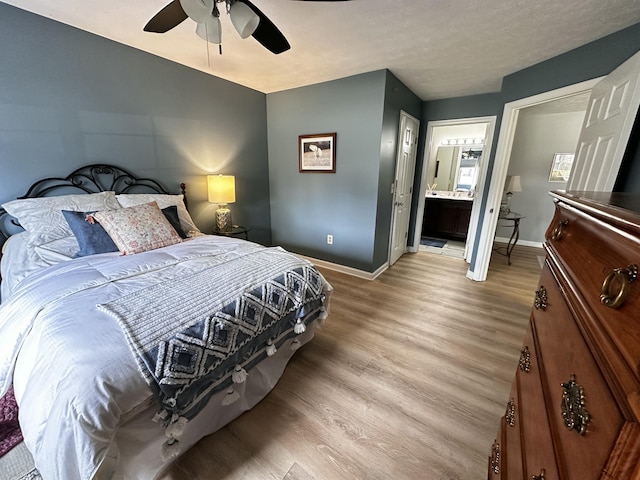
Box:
488, 191, 640, 480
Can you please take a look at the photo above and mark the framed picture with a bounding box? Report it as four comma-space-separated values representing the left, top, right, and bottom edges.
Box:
548, 153, 575, 182
299, 133, 336, 173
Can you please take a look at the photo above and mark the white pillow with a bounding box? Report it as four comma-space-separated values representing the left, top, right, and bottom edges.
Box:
2, 191, 121, 248
34, 236, 81, 264
116, 193, 200, 235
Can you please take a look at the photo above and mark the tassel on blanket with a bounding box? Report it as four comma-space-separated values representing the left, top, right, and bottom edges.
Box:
290, 338, 301, 351
232, 365, 248, 384
161, 438, 181, 461
165, 414, 188, 438
294, 318, 306, 334
152, 409, 168, 423
317, 307, 328, 327
222, 387, 240, 406
266, 339, 277, 357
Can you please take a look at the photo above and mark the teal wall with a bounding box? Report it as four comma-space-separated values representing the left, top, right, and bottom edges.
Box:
374, 71, 423, 267
418, 22, 640, 272
267, 70, 421, 272
0, 4, 272, 245
410, 92, 503, 244
2, 1, 639, 272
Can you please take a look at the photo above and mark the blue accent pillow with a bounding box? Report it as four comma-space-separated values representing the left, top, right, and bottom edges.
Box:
62, 210, 118, 257
161, 205, 187, 239
63, 206, 187, 257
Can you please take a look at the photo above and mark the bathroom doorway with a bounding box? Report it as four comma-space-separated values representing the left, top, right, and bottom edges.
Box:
412, 117, 496, 263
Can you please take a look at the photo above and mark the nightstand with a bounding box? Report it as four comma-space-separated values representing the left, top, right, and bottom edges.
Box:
212, 225, 250, 240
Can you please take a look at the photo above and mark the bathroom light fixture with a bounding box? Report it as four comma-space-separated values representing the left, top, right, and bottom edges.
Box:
207, 174, 236, 232
441, 138, 484, 146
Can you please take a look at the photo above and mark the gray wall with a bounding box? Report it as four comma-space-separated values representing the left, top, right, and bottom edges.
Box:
0, 4, 272, 245
411, 92, 503, 245
495, 110, 585, 244
267, 70, 421, 272
374, 72, 423, 267
419, 22, 640, 272
3, 2, 639, 272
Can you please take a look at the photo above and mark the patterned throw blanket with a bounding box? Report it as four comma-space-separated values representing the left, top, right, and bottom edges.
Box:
0, 385, 23, 458
98, 248, 330, 457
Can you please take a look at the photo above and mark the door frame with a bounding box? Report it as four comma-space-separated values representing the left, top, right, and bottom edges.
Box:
410, 116, 496, 264
388, 110, 420, 265
469, 77, 601, 281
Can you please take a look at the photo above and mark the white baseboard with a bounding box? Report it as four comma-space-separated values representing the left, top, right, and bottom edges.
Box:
301, 256, 388, 281
494, 237, 543, 249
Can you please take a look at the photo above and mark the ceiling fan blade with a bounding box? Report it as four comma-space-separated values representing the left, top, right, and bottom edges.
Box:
144, 0, 189, 33
239, 0, 291, 54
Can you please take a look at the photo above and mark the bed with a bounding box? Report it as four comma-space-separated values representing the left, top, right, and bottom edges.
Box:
0, 164, 332, 480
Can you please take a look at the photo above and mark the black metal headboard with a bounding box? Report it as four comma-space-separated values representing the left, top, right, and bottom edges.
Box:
0, 164, 187, 243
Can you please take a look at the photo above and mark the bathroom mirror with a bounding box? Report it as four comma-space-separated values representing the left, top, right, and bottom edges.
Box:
428, 146, 481, 192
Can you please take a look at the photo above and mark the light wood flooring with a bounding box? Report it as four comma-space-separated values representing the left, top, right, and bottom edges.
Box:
160, 244, 543, 480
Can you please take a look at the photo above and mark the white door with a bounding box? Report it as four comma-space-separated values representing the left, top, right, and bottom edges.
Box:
568, 49, 640, 191
389, 111, 420, 266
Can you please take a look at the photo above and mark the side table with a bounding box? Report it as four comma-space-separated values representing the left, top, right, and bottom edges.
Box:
212, 225, 250, 240
494, 212, 523, 265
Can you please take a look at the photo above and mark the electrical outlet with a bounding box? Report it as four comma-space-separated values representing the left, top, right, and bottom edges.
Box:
327, 234, 333, 245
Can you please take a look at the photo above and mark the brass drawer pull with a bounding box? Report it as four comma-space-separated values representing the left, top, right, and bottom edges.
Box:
505, 398, 516, 427
490, 439, 500, 474
534, 286, 547, 310
600, 264, 637, 309
519, 346, 531, 373
532, 469, 546, 480
561, 374, 591, 435
551, 219, 568, 240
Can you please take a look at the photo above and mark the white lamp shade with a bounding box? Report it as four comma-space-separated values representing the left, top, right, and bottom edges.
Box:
229, 1, 260, 39
207, 175, 236, 204
196, 16, 222, 44
507, 175, 522, 193
179, 0, 214, 22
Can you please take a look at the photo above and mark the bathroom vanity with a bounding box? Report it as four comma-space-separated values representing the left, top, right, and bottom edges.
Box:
422, 192, 473, 240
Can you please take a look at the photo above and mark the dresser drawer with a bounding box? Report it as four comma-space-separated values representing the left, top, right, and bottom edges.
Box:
532, 264, 625, 479
546, 201, 640, 378
502, 379, 523, 479
488, 382, 527, 479
517, 324, 560, 480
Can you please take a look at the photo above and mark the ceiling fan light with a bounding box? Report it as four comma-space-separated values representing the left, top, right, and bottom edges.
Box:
196, 15, 222, 44
229, 1, 260, 39
179, 0, 214, 23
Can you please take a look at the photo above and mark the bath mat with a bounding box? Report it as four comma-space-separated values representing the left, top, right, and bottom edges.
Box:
420, 237, 447, 248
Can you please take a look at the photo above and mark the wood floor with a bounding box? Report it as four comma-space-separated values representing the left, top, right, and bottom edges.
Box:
160, 244, 544, 480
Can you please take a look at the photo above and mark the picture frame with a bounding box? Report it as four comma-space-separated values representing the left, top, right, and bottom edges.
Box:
548, 153, 575, 182
299, 133, 336, 173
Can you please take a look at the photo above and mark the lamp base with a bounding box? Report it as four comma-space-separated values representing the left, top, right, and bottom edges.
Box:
215, 206, 232, 232
505, 192, 513, 214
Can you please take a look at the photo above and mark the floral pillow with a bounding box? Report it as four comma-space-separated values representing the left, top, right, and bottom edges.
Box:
93, 201, 182, 255
116, 194, 199, 236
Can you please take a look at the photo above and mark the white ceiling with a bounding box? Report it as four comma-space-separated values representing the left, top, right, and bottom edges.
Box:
4, 0, 640, 100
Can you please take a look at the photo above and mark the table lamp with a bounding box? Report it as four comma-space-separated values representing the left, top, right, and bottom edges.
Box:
505, 175, 522, 214
207, 174, 236, 232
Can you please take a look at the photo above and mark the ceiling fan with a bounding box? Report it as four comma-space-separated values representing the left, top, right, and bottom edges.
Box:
144, 0, 352, 55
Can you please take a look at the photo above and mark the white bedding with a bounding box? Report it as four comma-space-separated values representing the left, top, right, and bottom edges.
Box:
0, 235, 330, 479
1, 232, 75, 301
